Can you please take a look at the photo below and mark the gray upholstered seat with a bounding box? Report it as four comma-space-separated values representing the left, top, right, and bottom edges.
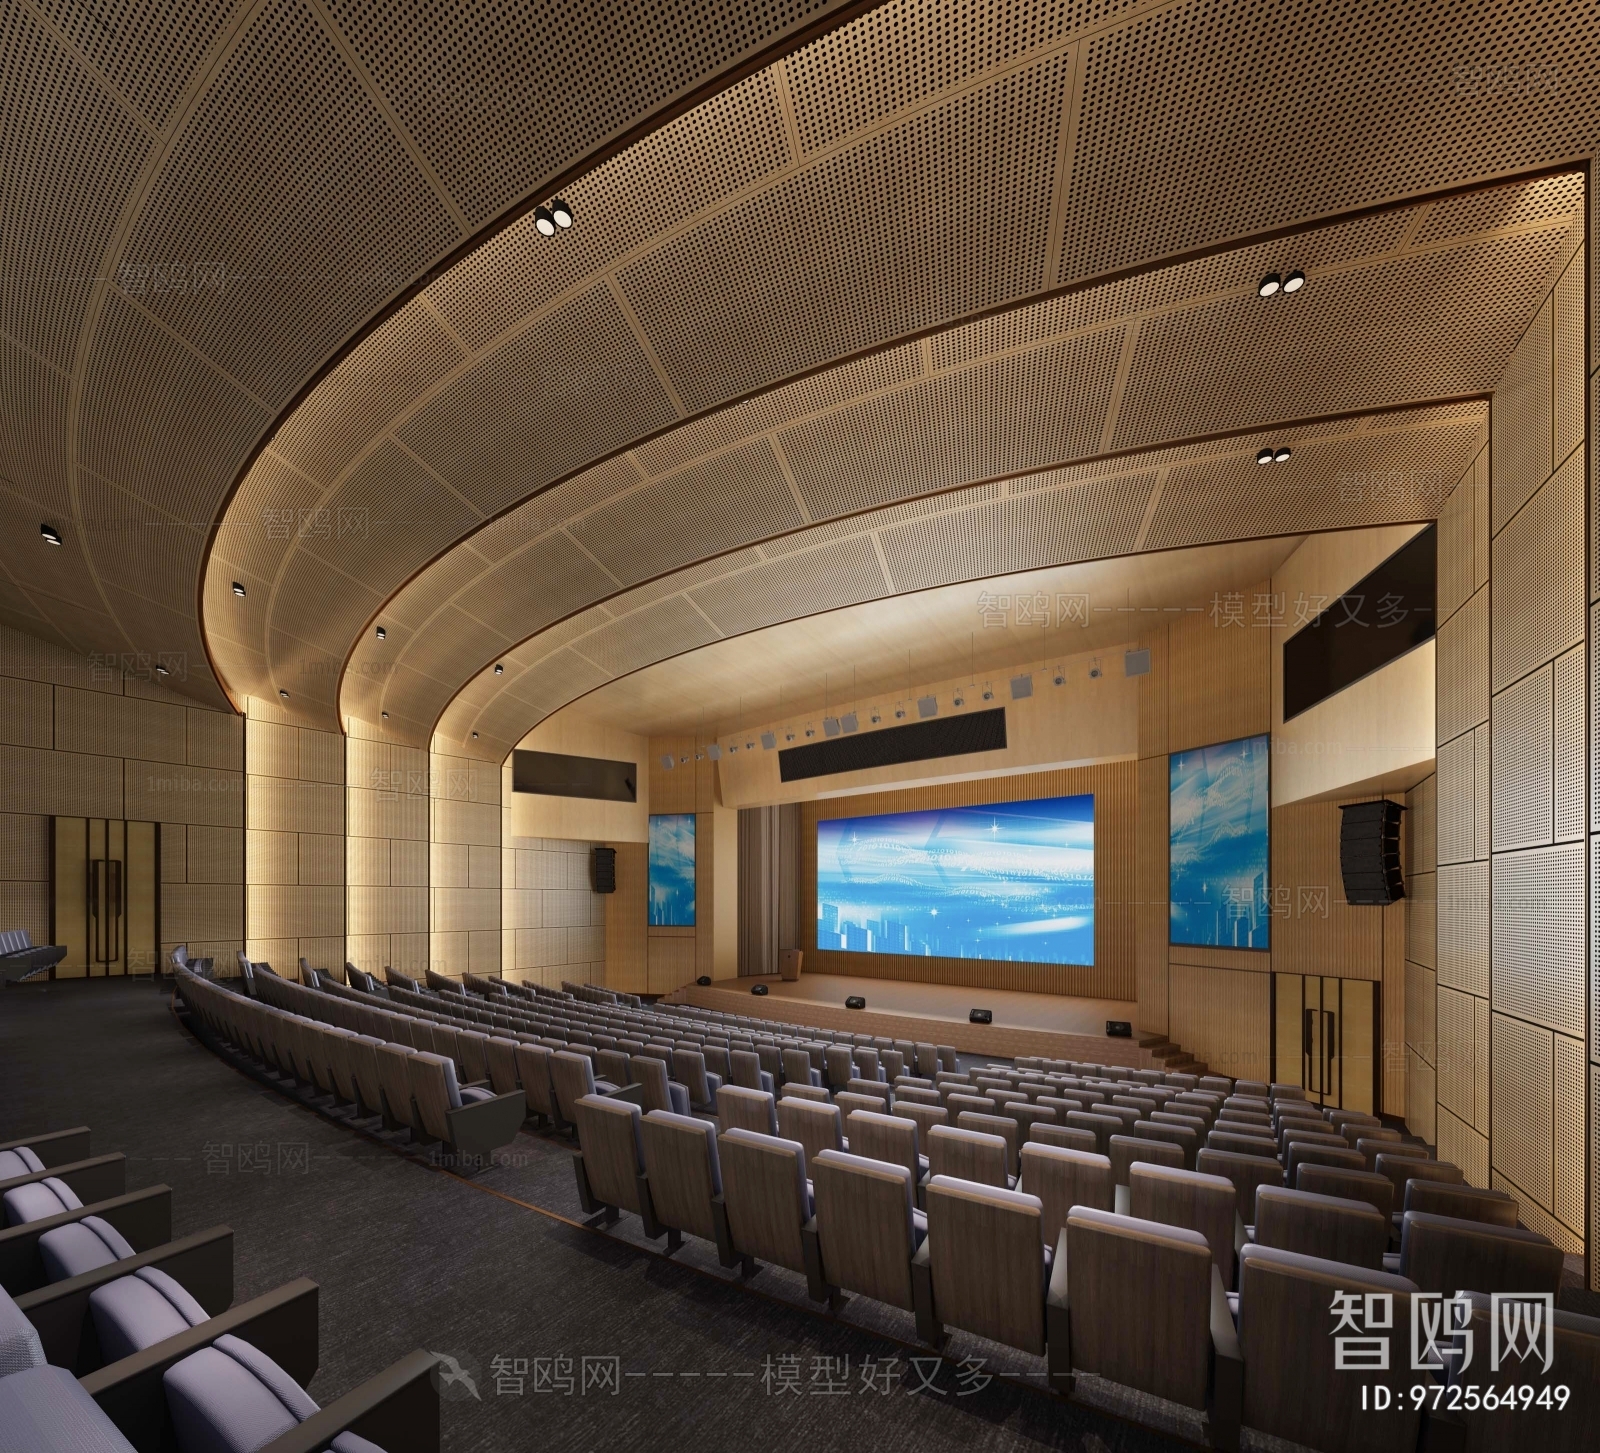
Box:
670, 1048, 722, 1112
717, 1129, 817, 1285
1132, 1119, 1198, 1169
550, 1050, 619, 1125
1236, 1243, 1419, 1453
781, 1048, 822, 1088
632, 1055, 689, 1116
1253, 1185, 1388, 1269
573, 1094, 656, 1231
640, 1111, 723, 1252
164, 1333, 386, 1453
812, 1150, 925, 1311
0, 1282, 46, 1375
1109, 1132, 1183, 1187
1063, 1110, 1119, 1156
718, 1085, 779, 1137
0, 1363, 135, 1452
36, 1214, 136, 1282
729, 1049, 774, 1094
917, 1176, 1049, 1354
4, 1176, 81, 1227
0, 1148, 44, 1182
88, 1265, 209, 1361
844, 1109, 925, 1188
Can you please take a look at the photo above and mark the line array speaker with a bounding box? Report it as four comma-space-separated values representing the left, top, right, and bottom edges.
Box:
1339, 800, 1405, 905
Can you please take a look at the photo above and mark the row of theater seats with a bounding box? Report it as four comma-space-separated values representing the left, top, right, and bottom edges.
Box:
567, 1070, 1596, 1453
0, 1126, 439, 1451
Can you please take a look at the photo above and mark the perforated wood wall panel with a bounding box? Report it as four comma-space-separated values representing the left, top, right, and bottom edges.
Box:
1490, 664, 1553, 853
1553, 1032, 1585, 1236
1435, 588, 1488, 746
1406, 958, 1436, 1065
1436, 861, 1489, 998
1437, 1107, 1489, 1191
1436, 985, 1479, 1128
1492, 842, 1585, 1040
1407, 1047, 1436, 1145
1554, 644, 1586, 842
1492, 451, 1585, 695
1435, 733, 1473, 866
1135, 752, 1168, 1035
1167, 963, 1271, 1087
1491, 1011, 1554, 1211
1436, 454, 1481, 623
1491, 297, 1554, 535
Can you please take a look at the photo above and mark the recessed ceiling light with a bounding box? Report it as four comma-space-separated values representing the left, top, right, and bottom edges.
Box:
278, 689, 289, 700
381, 711, 389, 720
1282, 269, 1306, 293
471, 731, 479, 740
533, 205, 557, 237
39, 523, 61, 546
232, 581, 247, 597
1256, 448, 1274, 465
1257, 272, 1281, 298
155, 663, 169, 676
493, 663, 504, 675
375, 626, 386, 640
1274, 446, 1292, 463
550, 198, 574, 229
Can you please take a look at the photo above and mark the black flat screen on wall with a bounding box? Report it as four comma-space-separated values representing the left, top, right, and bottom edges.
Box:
1282, 524, 1436, 722
511, 749, 636, 802
779, 708, 1007, 782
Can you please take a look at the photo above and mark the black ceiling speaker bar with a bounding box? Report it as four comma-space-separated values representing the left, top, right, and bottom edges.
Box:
778, 707, 1007, 782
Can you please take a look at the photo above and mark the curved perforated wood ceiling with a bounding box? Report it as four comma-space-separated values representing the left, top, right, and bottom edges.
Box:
0, 0, 875, 704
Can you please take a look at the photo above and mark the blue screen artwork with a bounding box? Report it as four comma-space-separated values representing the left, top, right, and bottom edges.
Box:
648, 814, 696, 927
1169, 734, 1271, 950
816, 795, 1095, 966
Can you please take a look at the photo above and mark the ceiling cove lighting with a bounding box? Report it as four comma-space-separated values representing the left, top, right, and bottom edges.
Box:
39, 523, 62, 545
232, 581, 247, 596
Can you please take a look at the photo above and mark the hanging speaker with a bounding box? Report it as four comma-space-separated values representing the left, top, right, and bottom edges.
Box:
591, 846, 616, 893
1339, 801, 1405, 905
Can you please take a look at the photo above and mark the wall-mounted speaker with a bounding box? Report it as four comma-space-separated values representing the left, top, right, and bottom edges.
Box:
591, 845, 616, 894
1339, 801, 1405, 905
1106, 1020, 1132, 1037
845, 995, 866, 1009
751, 983, 769, 995
969, 1008, 992, 1024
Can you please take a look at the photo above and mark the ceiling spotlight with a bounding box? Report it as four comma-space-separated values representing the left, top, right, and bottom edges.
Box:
550, 198, 574, 229
894, 706, 906, 719
39, 523, 62, 546
278, 689, 289, 700
1274, 446, 1292, 463
375, 626, 386, 640
804, 726, 815, 738
1256, 448, 1274, 465
729, 743, 738, 753
785, 732, 795, 742
1257, 272, 1281, 298
155, 663, 170, 676
680, 755, 690, 765
471, 731, 479, 740
232, 581, 247, 597
870, 712, 881, 724
493, 663, 504, 675
1053, 672, 1065, 686
381, 711, 389, 720
746, 740, 755, 750
533, 205, 557, 236
1282, 269, 1306, 293
981, 686, 994, 701
953, 692, 965, 707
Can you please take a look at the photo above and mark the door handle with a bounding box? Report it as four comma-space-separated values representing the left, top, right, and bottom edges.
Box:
1303, 1008, 1313, 1057
1323, 1009, 1336, 1098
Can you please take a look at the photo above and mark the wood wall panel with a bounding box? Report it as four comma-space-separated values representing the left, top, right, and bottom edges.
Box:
604, 840, 648, 993
1166, 581, 1271, 754
1135, 753, 1168, 1033
799, 758, 1135, 998
1168, 961, 1271, 1084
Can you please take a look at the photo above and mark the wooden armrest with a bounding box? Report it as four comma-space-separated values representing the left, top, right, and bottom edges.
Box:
0, 1126, 91, 1164
0, 1151, 125, 1201
259, 1349, 441, 1453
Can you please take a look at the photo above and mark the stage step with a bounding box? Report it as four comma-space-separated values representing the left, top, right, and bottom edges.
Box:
1138, 1033, 1207, 1076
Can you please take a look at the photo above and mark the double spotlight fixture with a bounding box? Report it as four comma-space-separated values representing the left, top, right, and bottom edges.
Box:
1256, 268, 1306, 298
1256, 446, 1294, 465
532, 198, 574, 237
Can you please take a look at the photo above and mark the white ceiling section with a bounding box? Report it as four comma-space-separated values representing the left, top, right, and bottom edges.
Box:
0, 0, 878, 704
2, 0, 1592, 745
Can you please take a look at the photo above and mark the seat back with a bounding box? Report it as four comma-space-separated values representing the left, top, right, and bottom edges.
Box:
781, 1048, 814, 1085
892, 1102, 948, 1145
1208, 1129, 1280, 1160
1028, 1123, 1097, 1156
483, 1036, 521, 1096
925, 1175, 1047, 1353
954, 1112, 1019, 1177
672, 1048, 713, 1103
824, 1046, 855, 1090
1237, 1243, 1420, 1453
1131, 1120, 1198, 1169
1065, 1207, 1213, 1409
1018, 1143, 1111, 1249
574, 1095, 645, 1213
1294, 1163, 1395, 1219
812, 1151, 919, 1311
717, 1129, 810, 1273
550, 1050, 600, 1122
1064, 1111, 1119, 1156
407, 1052, 467, 1139
1402, 1180, 1517, 1227
776, 1097, 844, 1167
1128, 1162, 1238, 1282
1399, 1211, 1563, 1296
375, 1043, 418, 1128
1373, 1153, 1462, 1205
853, 1047, 882, 1081
1109, 1133, 1183, 1187
729, 1050, 765, 1090
717, 1085, 778, 1137
926, 1124, 1008, 1189
630, 1056, 678, 1115
844, 1110, 919, 1185
1255, 1185, 1388, 1269
596, 1048, 632, 1088
513, 1042, 556, 1118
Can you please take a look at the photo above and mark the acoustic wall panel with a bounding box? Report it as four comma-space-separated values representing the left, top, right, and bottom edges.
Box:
1489, 296, 1552, 536
1491, 1011, 1554, 1210
125, 761, 244, 828
1435, 586, 1488, 746
1436, 460, 1475, 623
0, 679, 51, 749
1491, 450, 1585, 694
1552, 249, 1585, 469
1407, 1047, 1436, 1146
1435, 732, 1473, 866
1555, 644, 1585, 842
1405, 958, 1436, 1065
1490, 664, 1552, 852
54, 688, 185, 764
1136, 752, 1169, 1035
1405, 868, 1436, 970
1436, 860, 1489, 997
1554, 1033, 1585, 1235
1436, 984, 1477, 1126
1474, 723, 1491, 863
1492, 842, 1584, 1039
431, 747, 502, 979
1436, 1106, 1489, 1190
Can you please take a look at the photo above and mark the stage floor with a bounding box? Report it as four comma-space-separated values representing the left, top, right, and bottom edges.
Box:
663, 973, 1150, 1066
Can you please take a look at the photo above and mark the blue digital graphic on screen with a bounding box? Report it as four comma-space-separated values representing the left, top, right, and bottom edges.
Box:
816, 795, 1095, 966
648, 814, 695, 927
1169, 733, 1270, 950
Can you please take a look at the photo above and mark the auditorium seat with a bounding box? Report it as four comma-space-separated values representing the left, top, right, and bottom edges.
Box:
1109, 1134, 1183, 1188
1235, 1243, 1418, 1453
1372, 1152, 1462, 1208
3, 1178, 81, 1227
0, 1148, 41, 1183
1284, 1143, 1365, 1181
35, 1214, 136, 1281
551, 1051, 622, 1126
1128, 1162, 1239, 1285
1389, 1211, 1562, 1296
954, 1111, 1019, 1178
640, 1111, 725, 1258
1278, 1123, 1346, 1155
1339, 1122, 1399, 1149
844, 1111, 925, 1192
670, 1049, 722, 1113
1029, 1123, 1096, 1155
891, 1102, 947, 1144
925, 1124, 1010, 1190
1064, 1110, 1119, 1157
1251, 1186, 1388, 1270
573, 1095, 660, 1237
824, 1046, 855, 1091
1132, 1120, 1198, 1169
717, 1085, 778, 1137
0, 1362, 137, 1452
852, 1047, 884, 1081
778, 1082, 829, 1103
914, 1043, 938, 1077
776, 1097, 846, 1167
514, 1043, 559, 1125
729, 1050, 774, 1095
1049, 1207, 1236, 1445
1019, 1143, 1112, 1250
840, 1083, 889, 1112
1401, 1179, 1516, 1227
811, 1151, 924, 1312
915, 1176, 1048, 1354
406, 1052, 523, 1157
1294, 1163, 1394, 1222
1208, 1129, 1279, 1161
891, 1085, 939, 1107
374, 1043, 421, 1134
1361, 1137, 1427, 1171
88, 1265, 212, 1362
716, 1130, 823, 1295
0, 1280, 46, 1373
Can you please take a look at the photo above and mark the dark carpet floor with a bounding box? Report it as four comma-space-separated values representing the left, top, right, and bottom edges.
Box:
1, 979, 1215, 1453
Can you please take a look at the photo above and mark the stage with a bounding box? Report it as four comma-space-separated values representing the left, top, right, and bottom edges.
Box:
661, 973, 1153, 1067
